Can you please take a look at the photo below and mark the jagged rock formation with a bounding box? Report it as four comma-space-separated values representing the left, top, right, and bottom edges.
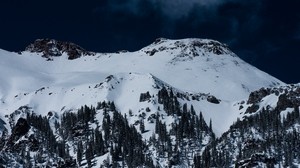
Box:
143, 38, 233, 58
25, 39, 94, 60
245, 84, 300, 114
7, 118, 30, 145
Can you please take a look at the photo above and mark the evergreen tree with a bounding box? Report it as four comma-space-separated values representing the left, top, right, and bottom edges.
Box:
140, 119, 145, 133
77, 141, 83, 166
94, 128, 105, 156
85, 143, 93, 168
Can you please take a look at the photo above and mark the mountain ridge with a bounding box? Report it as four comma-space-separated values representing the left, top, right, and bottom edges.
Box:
14, 38, 284, 100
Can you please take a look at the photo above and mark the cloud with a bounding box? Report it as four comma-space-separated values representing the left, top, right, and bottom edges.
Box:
93, 0, 230, 19
90, 0, 266, 48
150, 0, 222, 19
158, 0, 237, 19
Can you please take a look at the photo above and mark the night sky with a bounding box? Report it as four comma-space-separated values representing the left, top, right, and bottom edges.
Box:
0, 0, 299, 83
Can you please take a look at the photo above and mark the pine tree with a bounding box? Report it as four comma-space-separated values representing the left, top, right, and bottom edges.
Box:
85, 143, 93, 168
25, 150, 32, 168
182, 103, 188, 114
140, 119, 145, 133
94, 128, 105, 156
190, 105, 195, 115
77, 141, 83, 166
209, 119, 212, 132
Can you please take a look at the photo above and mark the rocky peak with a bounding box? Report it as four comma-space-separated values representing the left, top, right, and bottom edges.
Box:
174, 38, 232, 55
143, 38, 234, 57
195, 40, 231, 55
25, 39, 94, 60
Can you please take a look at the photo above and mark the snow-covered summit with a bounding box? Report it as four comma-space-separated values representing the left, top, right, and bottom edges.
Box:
137, 38, 284, 100
142, 38, 234, 57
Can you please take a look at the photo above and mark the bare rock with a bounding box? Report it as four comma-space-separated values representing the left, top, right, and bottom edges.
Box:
25, 39, 94, 60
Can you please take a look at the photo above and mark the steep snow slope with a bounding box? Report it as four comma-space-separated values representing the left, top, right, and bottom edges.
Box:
0, 38, 284, 136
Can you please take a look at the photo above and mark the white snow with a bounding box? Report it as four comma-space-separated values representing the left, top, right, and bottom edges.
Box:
259, 93, 279, 109
280, 108, 294, 122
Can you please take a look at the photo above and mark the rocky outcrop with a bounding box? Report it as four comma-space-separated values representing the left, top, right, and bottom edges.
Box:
144, 38, 233, 57
6, 118, 30, 150
245, 104, 260, 114
25, 39, 94, 60
235, 153, 276, 168
245, 84, 300, 114
187, 39, 232, 55
247, 88, 271, 105
207, 95, 220, 104
276, 86, 300, 111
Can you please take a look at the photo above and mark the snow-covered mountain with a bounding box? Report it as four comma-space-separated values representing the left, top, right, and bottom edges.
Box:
0, 38, 283, 134
0, 38, 295, 167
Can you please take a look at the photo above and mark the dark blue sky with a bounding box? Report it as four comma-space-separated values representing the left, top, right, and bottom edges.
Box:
0, 0, 299, 83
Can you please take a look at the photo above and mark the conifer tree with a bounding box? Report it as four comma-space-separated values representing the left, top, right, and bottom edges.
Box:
77, 141, 83, 166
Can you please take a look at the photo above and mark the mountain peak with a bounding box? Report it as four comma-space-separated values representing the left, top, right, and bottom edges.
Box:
25, 39, 94, 60
142, 38, 234, 57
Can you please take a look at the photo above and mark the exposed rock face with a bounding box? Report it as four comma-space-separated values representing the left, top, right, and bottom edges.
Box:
25, 39, 94, 60
143, 38, 233, 57
2, 115, 40, 153
6, 118, 30, 150
245, 104, 260, 114
187, 39, 232, 55
247, 88, 271, 105
276, 87, 300, 111
245, 84, 300, 114
207, 95, 220, 104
